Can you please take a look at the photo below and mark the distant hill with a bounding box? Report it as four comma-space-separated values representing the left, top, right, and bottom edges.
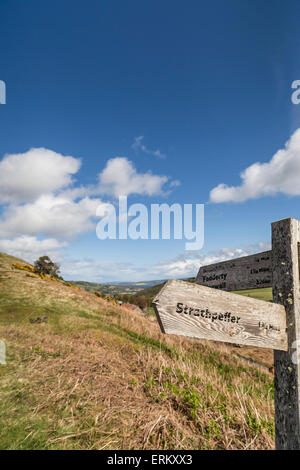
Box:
70, 279, 167, 296
133, 277, 196, 299
116, 279, 166, 287
0, 252, 275, 450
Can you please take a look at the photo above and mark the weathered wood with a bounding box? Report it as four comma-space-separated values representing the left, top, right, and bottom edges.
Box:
153, 279, 287, 350
272, 218, 300, 450
196, 250, 272, 291
0, 340, 5, 365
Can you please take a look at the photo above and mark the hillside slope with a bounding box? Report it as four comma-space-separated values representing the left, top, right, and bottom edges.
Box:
0, 252, 275, 450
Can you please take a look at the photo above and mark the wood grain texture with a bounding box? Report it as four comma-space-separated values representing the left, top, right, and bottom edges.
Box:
153, 279, 287, 350
196, 250, 272, 291
272, 218, 300, 450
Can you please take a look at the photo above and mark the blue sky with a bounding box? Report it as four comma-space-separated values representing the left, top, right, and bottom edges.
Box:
0, 0, 300, 281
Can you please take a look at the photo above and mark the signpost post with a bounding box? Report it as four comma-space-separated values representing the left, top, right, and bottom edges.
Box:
153, 218, 300, 450
272, 218, 300, 449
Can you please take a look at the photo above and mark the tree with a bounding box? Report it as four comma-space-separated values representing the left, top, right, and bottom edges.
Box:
34, 256, 60, 277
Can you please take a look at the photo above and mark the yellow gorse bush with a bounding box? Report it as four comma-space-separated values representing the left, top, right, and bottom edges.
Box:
63, 282, 79, 290
12, 263, 35, 273
94, 291, 117, 305
12, 263, 58, 283
12, 262, 82, 291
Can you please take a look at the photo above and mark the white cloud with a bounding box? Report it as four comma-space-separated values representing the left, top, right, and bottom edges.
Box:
59, 241, 270, 282
0, 148, 103, 240
0, 237, 270, 282
0, 147, 179, 273
132, 136, 166, 159
210, 128, 300, 203
146, 242, 271, 279
0, 194, 107, 238
0, 149, 171, 239
0, 148, 81, 203
169, 180, 181, 188
61, 257, 136, 282
98, 157, 169, 197
0, 235, 67, 263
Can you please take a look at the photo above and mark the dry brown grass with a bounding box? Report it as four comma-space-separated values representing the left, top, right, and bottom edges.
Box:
0, 252, 275, 450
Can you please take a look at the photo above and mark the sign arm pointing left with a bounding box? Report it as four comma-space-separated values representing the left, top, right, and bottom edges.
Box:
153, 279, 287, 351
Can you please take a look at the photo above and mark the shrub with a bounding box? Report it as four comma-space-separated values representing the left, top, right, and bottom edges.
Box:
34, 256, 60, 277
132, 296, 148, 310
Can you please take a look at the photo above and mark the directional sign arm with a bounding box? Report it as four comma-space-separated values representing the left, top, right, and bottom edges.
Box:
153, 279, 287, 351
196, 250, 272, 291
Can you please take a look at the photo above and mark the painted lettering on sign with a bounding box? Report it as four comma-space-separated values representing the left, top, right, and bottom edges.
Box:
176, 302, 241, 324
258, 321, 281, 332
201, 273, 228, 282
153, 279, 287, 350
196, 250, 272, 291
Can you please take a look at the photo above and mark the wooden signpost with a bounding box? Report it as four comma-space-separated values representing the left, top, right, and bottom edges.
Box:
196, 250, 272, 291
153, 279, 287, 351
153, 218, 300, 450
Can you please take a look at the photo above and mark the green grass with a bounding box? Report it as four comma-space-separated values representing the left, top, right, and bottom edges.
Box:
233, 287, 272, 302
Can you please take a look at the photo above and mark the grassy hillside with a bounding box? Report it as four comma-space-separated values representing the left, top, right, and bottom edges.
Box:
0, 252, 275, 450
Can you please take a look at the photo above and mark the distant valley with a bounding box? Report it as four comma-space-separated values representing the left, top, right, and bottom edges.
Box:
69, 279, 167, 296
